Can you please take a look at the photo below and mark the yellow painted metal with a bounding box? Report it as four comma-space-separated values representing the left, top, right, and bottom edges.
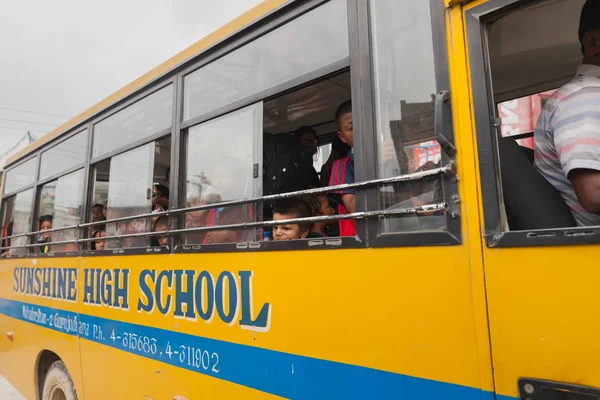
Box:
461, 0, 600, 398
0, 0, 516, 398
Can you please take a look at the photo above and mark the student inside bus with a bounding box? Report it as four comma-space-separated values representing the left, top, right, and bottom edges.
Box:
294, 126, 321, 188
329, 100, 356, 236
152, 215, 169, 247
92, 203, 105, 222
153, 184, 170, 212
272, 198, 312, 241
36, 215, 53, 253
302, 193, 336, 238
320, 136, 350, 187
535, 0, 600, 227
93, 228, 106, 251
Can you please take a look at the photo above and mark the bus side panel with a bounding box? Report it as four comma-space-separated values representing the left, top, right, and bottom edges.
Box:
0, 258, 84, 400
76, 250, 488, 399
484, 246, 600, 399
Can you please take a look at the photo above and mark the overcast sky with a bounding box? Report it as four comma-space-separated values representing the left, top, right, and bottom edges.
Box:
0, 0, 263, 159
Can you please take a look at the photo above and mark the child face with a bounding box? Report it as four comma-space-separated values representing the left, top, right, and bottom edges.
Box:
154, 223, 169, 246
95, 231, 106, 251
273, 213, 308, 241
337, 112, 354, 148
40, 220, 52, 239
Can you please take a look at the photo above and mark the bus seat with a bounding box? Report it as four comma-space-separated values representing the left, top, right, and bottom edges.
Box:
498, 137, 577, 230
520, 145, 534, 164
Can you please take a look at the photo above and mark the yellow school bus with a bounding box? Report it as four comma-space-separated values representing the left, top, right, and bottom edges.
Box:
1, 0, 599, 399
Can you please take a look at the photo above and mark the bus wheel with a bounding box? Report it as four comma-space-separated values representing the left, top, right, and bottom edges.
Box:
42, 360, 78, 400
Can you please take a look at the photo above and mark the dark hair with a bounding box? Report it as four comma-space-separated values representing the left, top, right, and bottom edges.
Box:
39, 215, 52, 225
153, 216, 169, 231
294, 126, 317, 140
93, 203, 103, 209
301, 194, 329, 216
579, 0, 600, 54
335, 100, 352, 128
93, 228, 105, 238
272, 198, 312, 231
154, 184, 170, 199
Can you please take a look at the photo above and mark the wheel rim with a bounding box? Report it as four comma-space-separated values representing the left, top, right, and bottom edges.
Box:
48, 383, 67, 400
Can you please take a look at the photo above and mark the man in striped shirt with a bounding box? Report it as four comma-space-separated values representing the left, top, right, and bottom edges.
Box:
534, 0, 600, 227
329, 100, 356, 236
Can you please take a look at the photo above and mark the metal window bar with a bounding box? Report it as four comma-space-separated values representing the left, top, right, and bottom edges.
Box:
0, 163, 454, 251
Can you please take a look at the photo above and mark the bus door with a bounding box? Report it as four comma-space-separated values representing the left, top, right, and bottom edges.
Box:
464, 0, 600, 398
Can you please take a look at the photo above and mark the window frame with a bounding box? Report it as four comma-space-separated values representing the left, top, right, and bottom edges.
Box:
89, 79, 175, 165
353, 0, 461, 248
36, 127, 88, 187
466, 0, 600, 248
1, 0, 460, 257
2, 155, 38, 198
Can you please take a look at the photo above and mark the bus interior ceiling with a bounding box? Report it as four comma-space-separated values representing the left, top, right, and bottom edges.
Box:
488, 0, 585, 104
263, 70, 351, 143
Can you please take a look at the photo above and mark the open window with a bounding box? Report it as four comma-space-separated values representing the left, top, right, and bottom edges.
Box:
89, 137, 171, 251
467, 0, 600, 246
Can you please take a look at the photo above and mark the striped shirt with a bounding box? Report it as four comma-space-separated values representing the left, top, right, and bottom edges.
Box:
534, 64, 600, 226
329, 150, 356, 236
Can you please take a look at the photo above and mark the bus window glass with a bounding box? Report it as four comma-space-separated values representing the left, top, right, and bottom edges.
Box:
4, 189, 34, 256
370, 0, 445, 232
183, 0, 348, 121
1, 196, 15, 256
4, 157, 36, 195
184, 104, 262, 245
35, 170, 84, 253
40, 130, 87, 180
105, 143, 154, 249
93, 85, 173, 158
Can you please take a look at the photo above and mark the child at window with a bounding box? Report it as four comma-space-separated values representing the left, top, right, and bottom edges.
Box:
36, 215, 53, 254
329, 100, 356, 236
302, 194, 335, 238
272, 198, 312, 241
152, 216, 169, 247
93, 228, 106, 251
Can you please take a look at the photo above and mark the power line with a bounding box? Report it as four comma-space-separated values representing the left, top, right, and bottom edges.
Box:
0, 125, 47, 134
0, 106, 72, 119
0, 117, 58, 127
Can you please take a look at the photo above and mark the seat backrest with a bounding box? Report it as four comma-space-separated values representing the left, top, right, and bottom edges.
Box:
520, 145, 534, 164
498, 137, 577, 230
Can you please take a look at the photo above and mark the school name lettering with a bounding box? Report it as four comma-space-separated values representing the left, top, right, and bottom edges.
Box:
12, 267, 272, 332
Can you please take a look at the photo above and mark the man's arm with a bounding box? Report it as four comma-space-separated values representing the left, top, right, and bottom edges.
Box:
569, 169, 600, 214
554, 88, 600, 217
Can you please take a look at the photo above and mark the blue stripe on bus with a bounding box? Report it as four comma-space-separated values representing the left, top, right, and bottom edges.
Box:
0, 298, 509, 400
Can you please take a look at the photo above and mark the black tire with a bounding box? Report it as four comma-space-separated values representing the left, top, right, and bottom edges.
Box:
41, 360, 78, 400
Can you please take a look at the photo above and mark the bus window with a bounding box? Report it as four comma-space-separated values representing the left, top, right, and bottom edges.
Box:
183, 0, 348, 121
3, 157, 36, 195
314, 142, 332, 182
2, 189, 33, 256
370, 0, 449, 233
262, 70, 351, 240
96, 143, 155, 250
39, 130, 87, 181
184, 104, 261, 245
34, 169, 84, 254
92, 85, 173, 159
0, 196, 15, 255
